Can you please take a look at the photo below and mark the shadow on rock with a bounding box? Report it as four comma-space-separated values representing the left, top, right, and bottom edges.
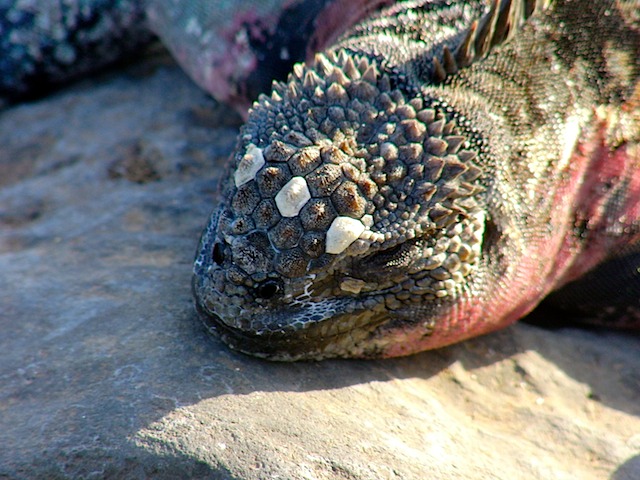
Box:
612, 455, 640, 480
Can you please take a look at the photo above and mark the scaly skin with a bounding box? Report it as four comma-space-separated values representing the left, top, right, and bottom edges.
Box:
192, 0, 640, 360
0, 0, 151, 99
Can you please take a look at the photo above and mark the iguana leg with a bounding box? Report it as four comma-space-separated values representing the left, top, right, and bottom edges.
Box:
0, 0, 394, 112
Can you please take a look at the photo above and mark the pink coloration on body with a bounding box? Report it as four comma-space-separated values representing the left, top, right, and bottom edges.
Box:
148, 0, 395, 117
383, 110, 640, 357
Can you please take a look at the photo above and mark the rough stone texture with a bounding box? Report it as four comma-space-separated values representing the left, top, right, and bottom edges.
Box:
1, 53, 639, 480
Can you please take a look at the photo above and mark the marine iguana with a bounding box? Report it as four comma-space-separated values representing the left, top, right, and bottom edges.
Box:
192, 0, 640, 360
3, 1, 639, 360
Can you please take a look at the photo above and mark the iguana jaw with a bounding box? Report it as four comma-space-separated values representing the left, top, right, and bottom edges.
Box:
191, 258, 529, 361
193, 289, 388, 360
191, 208, 482, 361
192, 265, 468, 361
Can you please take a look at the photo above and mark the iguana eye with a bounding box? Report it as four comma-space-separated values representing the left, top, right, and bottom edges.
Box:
255, 279, 282, 299
357, 240, 423, 273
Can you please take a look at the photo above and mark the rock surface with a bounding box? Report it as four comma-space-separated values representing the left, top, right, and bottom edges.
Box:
1, 52, 639, 480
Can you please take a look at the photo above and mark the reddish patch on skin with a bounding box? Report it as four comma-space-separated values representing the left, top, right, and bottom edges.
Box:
202, 10, 277, 112
382, 110, 640, 358
161, 0, 396, 116
554, 138, 640, 287
147, 5, 271, 113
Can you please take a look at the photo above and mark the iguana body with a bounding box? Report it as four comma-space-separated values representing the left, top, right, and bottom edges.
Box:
192, 0, 640, 360
3, 1, 639, 360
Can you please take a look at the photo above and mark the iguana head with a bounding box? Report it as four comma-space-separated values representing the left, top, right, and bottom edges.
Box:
193, 50, 490, 360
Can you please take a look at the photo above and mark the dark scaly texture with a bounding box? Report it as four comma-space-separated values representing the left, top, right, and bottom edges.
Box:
0, 0, 151, 99
193, 0, 640, 360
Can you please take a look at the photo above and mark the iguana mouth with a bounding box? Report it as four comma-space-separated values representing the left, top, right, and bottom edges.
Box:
194, 290, 389, 360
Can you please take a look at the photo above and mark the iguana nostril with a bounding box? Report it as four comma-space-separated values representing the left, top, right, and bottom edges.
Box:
212, 242, 225, 265
256, 279, 281, 299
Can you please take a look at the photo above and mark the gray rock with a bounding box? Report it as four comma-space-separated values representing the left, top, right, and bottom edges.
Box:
1, 54, 639, 480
